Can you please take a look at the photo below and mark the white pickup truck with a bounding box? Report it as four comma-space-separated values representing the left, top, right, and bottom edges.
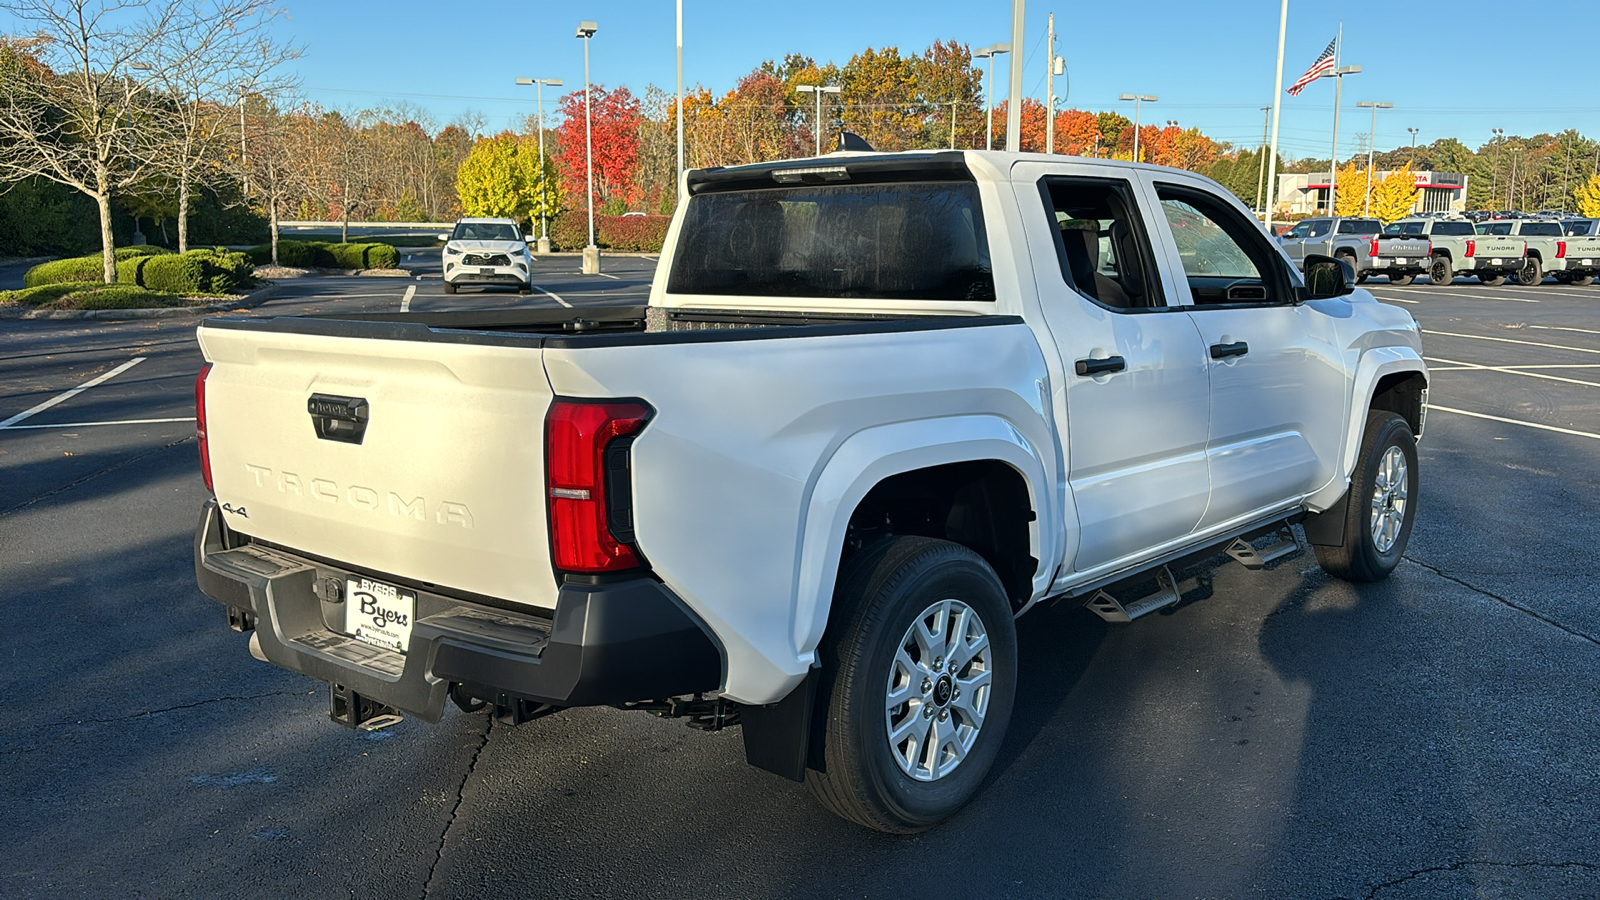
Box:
192, 151, 1428, 833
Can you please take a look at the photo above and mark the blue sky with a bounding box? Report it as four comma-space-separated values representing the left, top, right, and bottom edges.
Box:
15, 1, 1597, 159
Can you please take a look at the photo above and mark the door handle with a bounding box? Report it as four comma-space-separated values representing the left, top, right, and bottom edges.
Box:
1209, 341, 1249, 360
1075, 355, 1127, 376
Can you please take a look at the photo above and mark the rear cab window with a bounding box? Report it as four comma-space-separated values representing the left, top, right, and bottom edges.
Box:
1520, 222, 1562, 237
1337, 219, 1381, 235
1384, 221, 1427, 236
668, 165, 994, 304
1430, 222, 1474, 236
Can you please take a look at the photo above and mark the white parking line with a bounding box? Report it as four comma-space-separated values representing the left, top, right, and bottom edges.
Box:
595, 272, 621, 280
2, 416, 196, 431
1428, 405, 1600, 442
531, 285, 573, 307
1425, 362, 1600, 371
1370, 285, 1540, 303
401, 285, 416, 312
1530, 324, 1600, 336
0, 357, 145, 429
1421, 330, 1600, 355
1423, 356, 1600, 388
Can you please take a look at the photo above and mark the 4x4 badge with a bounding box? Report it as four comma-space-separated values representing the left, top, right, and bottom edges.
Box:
220, 502, 249, 518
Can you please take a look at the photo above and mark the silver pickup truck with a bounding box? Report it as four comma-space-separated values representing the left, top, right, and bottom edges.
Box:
1478, 219, 1600, 286
1377, 217, 1525, 286
1277, 217, 1384, 279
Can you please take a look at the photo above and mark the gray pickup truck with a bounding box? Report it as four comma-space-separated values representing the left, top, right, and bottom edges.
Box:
1378, 217, 1525, 286
1277, 217, 1384, 280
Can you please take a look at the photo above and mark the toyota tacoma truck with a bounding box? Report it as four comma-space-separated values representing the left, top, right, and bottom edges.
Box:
1377, 217, 1525, 285
192, 151, 1428, 833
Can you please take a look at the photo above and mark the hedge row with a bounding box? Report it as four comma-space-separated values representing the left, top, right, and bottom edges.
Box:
113, 248, 255, 294
548, 211, 672, 252
23, 245, 170, 288
246, 240, 400, 270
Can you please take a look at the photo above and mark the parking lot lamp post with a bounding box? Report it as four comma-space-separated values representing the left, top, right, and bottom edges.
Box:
1357, 101, 1392, 216
576, 21, 599, 275
1326, 65, 1360, 216
975, 44, 1009, 151
1118, 94, 1157, 162
1490, 128, 1504, 208
794, 84, 841, 156
1407, 127, 1420, 164
515, 77, 563, 253
1508, 147, 1521, 210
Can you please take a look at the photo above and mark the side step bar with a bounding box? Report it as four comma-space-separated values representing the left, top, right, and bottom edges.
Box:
1225, 526, 1303, 570
1086, 565, 1181, 624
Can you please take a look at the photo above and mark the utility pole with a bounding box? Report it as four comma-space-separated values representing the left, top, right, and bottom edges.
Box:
1044, 12, 1056, 154
1005, 0, 1025, 153
676, 0, 683, 200
1263, 0, 1289, 233
950, 99, 958, 149
1491, 128, 1504, 207
1255, 106, 1270, 213
1508, 147, 1520, 210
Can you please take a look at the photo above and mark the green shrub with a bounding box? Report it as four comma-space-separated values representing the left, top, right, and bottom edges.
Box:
117, 245, 170, 259
24, 246, 173, 287
138, 254, 206, 293
246, 240, 398, 269
598, 215, 671, 252
0, 283, 195, 309
549, 210, 589, 252
363, 243, 400, 269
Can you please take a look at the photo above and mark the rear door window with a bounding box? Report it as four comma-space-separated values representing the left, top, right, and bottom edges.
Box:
667, 181, 994, 301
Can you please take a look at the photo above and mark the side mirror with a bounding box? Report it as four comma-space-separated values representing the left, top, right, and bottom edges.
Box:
437, 232, 451, 242
1303, 253, 1355, 300
524, 234, 535, 242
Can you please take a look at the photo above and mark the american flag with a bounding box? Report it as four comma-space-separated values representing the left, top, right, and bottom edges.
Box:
1286, 38, 1338, 96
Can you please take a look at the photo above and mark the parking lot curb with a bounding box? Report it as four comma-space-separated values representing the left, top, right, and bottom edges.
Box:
0, 283, 282, 321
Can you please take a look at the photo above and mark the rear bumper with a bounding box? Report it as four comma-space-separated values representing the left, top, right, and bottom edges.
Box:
193, 500, 723, 722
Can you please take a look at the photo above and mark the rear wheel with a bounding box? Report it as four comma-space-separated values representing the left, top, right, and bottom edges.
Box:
1480, 273, 1507, 286
443, 281, 458, 295
1428, 256, 1453, 286
806, 536, 1017, 833
1389, 273, 1416, 286
1315, 411, 1418, 583
1516, 257, 1543, 286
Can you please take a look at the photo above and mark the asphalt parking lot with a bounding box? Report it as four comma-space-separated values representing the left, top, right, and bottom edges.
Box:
3, 260, 1598, 899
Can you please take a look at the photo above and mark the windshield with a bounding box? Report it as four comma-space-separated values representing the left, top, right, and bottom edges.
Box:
1337, 219, 1381, 234
451, 222, 522, 242
668, 181, 994, 301
1383, 221, 1427, 236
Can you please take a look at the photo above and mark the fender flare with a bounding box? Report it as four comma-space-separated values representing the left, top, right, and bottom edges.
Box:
788, 415, 1055, 663
1307, 347, 1428, 512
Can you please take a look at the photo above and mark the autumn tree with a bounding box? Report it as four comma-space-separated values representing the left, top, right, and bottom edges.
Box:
554, 85, 642, 214
990, 99, 1048, 153
455, 131, 558, 229
915, 40, 981, 149
1332, 161, 1367, 216
1574, 174, 1600, 218
1369, 165, 1421, 221
1054, 109, 1101, 156
840, 46, 921, 151
241, 98, 302, 265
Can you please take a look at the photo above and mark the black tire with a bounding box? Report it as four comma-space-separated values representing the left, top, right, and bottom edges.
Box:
1428, 256, 1453, 286
1573, 273, 1596, 286
1336, 252, 1358, 281
806, 536, 1017, 833
1315, 411, 1418, 583
518, 280, 533, 295
1356, 272, 1369, 285
1480, 273, 1507, 286
1516, 257, 1543, 286
443, 281, 458, 295
1389, 273, 1416, 286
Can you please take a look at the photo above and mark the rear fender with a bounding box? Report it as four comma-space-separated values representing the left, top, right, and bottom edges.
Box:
791, 416, 1055, 662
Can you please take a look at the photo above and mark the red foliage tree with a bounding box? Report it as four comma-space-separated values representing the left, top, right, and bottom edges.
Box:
990, 99, 1049, 153
554, 85, 643, 214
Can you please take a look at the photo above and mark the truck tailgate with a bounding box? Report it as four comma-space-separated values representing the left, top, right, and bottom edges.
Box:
197, 321, 559, 611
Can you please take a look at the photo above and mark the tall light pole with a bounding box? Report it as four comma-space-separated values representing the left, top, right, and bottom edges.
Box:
1356, 101, 1392, 216
794, 84, 841, 155
676, 0, 683, 201
1045, 13, 1064, 154
1005, 0, 1025, 152
576, 21, 599, 275
1263, 0, 1289, 233
1491, 128, 1504, 208
1326, 62, 1361, 216
1508, 146, 1522, 210
1407, 126, 1420, 164
974, 44, 1009, 151
1118, 93, 1157, 162
1256, 106, 1271, 214
515, 76, 563, 253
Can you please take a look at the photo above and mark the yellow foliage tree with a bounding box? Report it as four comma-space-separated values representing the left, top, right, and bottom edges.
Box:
1574, 174, 1600, 218
1332, 161, 1367, 217
1369, 165, 1422, 221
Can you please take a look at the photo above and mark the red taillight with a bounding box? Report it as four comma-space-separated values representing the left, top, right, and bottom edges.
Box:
1558, 241, 1567, 259
1465, 240, 1475, 258
545, 399, 652, 573
195, 364, 213, 492
1369, 237, 1379, 257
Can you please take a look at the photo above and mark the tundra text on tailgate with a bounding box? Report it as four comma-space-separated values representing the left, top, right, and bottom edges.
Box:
193, 151, 1428, 832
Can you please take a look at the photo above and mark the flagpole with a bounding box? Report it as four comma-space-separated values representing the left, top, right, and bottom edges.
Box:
1329, 22, 1341, 217
1263, 0, 1288, 233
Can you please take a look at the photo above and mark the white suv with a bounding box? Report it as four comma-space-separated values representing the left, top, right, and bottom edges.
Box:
439, 218, 533, 294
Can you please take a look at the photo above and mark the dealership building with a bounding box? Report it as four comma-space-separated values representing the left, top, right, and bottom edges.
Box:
1276, 170, 1469, 216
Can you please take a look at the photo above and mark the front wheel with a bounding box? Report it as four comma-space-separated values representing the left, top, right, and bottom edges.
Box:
1516, 257, 1543, 286
1315, 411, 1418, 582
442, 281, 458, 295
806, 536, 1017, 833
1428, 256, 1453, 286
